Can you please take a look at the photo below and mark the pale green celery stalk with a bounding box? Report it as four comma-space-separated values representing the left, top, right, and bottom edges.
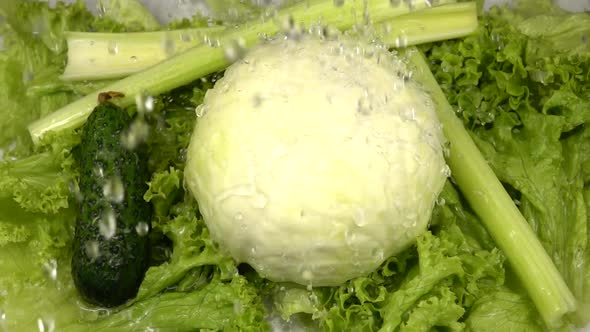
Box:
407, 49, 577, 329
28, 0, 455, 143
61, 2, 473, 81
378, 2, 478, 47
61, 27, 226, 81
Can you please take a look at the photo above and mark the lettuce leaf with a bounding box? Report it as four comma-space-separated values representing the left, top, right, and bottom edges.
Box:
422, 1, 590, 325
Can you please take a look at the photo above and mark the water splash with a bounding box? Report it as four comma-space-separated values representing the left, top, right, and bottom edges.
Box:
135, 222, 149, 236
37, 318, 55, 332
102, 176, 124, 203
85, 240, 100, 260
98, 209, 117, 240
42, 259, 58, 281
107, 41, 118, 55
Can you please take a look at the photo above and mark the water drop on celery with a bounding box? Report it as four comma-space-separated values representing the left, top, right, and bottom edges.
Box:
103, 176, 124, 203
224, 39, 246, 62
161, 34, 176, 56
135, 93, 155, 114
107, 41, 118, 55
135, 222, 149, 236
99, 209, 117, 239
129, 55, 138, 63
394, 35, 408, 48
181, 33, 193, 42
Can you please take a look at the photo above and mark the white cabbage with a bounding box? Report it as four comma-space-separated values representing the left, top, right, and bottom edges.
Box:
185, 37, 448, 286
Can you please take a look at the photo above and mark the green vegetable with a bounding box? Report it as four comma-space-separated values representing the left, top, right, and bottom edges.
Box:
184, 36, 449, 286
1, 0, 589, 331
60, 2, 476, 81
71, 101, 152, 307
27, 0, 459, 143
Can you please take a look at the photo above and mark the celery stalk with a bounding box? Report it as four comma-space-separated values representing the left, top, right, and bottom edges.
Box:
378, 2, 478, 47
61, 3, 475, 82
61, 27, 226, 81
407, 49, 577, 329
28, 0, 455, 143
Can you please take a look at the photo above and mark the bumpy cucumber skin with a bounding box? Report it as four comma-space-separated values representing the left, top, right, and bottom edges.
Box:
71, 102, 151, 307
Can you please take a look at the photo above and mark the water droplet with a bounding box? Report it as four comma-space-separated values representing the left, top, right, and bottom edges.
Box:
394, 35, 408, 48
181, 33, 193, 42
103, 177, 124, 203
441, 165, 451, 177
22, 70, 34, 85
135, 222, 149, 236
1, 309, 6, 321
107, 41, 118, 55
129, 55, 138, 63
345, 229, 356, 246
161, 34, 176, 56
353, 208, 368, 227
43, 259, 58, 281
436, 197, 446, 206
195, 105, 206, 118
333, 0, 345, 6
69, 181, 83, 202
85, 241, 100, 259
37, 318, 55, 332
224, 39, 246, 62
135, 93, 155, 114
234, 213, 244, 221
99, 209, 117, 240
94, 167, 105, 178
357, 95, 372, 115
372, 248, 385, 261
424, 0, 433, 7
400, 107, 416, 121
250, 247, 257, 255
121, 119, 149, 150
302, 270, 313, 281
251, 193, 268, 208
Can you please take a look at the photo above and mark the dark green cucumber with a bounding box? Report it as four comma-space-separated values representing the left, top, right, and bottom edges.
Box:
72, 102, 152, 307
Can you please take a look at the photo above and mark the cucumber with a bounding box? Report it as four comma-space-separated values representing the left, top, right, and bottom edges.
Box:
71, 101, 152, 307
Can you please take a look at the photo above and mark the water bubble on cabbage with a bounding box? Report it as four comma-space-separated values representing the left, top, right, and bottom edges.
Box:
251, 193, 268, 209
103, 176, 125, 203
99, 209, 117, 240
353, 208, 368, 227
